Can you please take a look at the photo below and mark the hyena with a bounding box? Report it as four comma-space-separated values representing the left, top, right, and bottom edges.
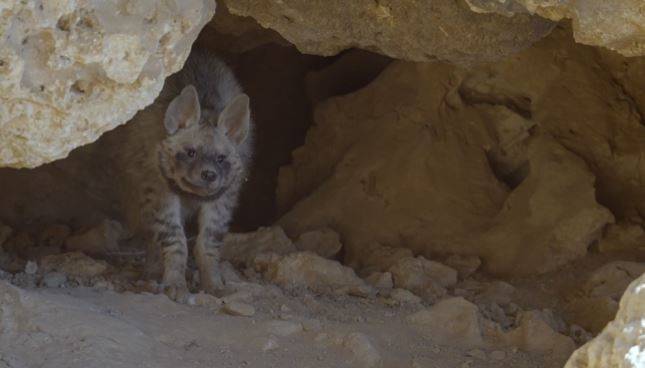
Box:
107, 50, 252, 302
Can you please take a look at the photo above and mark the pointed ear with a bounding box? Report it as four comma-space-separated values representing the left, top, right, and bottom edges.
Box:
218, 94, 250, 145
164, 85, 201, 135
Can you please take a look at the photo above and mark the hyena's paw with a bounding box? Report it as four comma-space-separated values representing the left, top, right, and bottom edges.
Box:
201, 272, 226, 297
163, 282, 190, 304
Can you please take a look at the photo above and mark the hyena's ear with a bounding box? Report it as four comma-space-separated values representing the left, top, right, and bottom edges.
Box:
218, 94, 250, 145
164, 85, 201, 135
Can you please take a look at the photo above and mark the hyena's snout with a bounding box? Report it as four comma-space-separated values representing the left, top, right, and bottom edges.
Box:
201, 169, 217, 183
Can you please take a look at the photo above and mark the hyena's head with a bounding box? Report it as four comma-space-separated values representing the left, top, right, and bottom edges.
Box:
158, 85, 251, 199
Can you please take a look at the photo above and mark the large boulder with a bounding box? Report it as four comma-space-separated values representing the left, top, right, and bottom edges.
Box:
0, 0, 215, 168
223, 0, 553, 64
565, 273, 645, 368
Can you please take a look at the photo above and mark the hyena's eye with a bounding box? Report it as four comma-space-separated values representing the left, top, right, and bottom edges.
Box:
186, 148, 196, 158
216, 154, 226, 164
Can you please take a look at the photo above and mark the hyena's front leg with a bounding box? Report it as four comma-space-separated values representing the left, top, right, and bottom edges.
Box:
149, 199, 189, 302
194, 205, 227, 295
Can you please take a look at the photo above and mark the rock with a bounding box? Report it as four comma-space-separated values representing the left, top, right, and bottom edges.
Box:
502, 310, 575, 359
0, 0, 215, 168
42, 272, 67, 288
476, 281, 516, 305
564, 296, 619, 334
294, 228, 342, 259
278, 30, 617, 276
302, 319, 322, 332
407, 297, 483, 347
224, 0, 553, 64
585, 261, 645, 300
65, 220, 124, 256
260, 336, 280, 352
365, 272, 393, 289
597, 222, 645, 252
188, 293, 223, 309
444, 255, 481, 279
39, 252, 108, 278
565, 274, 645, 368
38, 224, 71, 248
465, 0, 645, 57
24, 261, 37, 275
466, 349, 487, 360
266, 252, 367, 294
390, 289, 421, 304
343, 333, 382, 368
0, 223, 13, 247
222, 301, 255, 317
389, 257, 458, 292
222, 226, 296, 268
264, 320, 303, 337
357, 245, 413, 276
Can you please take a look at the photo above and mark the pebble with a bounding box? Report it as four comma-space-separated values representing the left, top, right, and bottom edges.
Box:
302, 318, 322, 332
391, 288, 421, 304
466, 349, 487, 359
222, 301, 255, 317
343, 333, 382, 368
24, 261, 38, 275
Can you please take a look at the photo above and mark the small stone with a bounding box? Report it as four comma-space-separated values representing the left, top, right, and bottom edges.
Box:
466, 349, 486, 359
261, 336, 279, 352
222, 226, 296, 268
294, 228, 343, 258
38, 224, 71, 248
490, 350, 506, 360
222, 301, 255, 317
407, 297, 483, 347
65, 220, 123, 256
265, 320, 303, 336
585, 261, 645, 299
189, 292, 223, 308
40, 252, 108, 278
390, 288, 421, 304
42, 272, 67, 288
389, 256, 458, 293
365, 272, 393, 289
360, 244, 414, 276
24, 261, 38, 275
444, 254, 481, 279
501, 310, 575, 358
222, 290, 254, 304
343, 333, 382, 368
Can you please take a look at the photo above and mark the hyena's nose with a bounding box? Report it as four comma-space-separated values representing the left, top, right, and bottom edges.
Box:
201, 170, 217, 182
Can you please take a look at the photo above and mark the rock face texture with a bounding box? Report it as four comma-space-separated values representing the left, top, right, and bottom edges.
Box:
465, 0, 645, 57
223, 0, 554, 64
277, 29, 633, 276
565, 273, 645, 368
0, 0, 216, 168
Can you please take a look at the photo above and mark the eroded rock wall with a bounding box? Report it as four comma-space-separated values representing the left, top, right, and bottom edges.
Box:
0, 0, 215, 168
276, 28, 645, 275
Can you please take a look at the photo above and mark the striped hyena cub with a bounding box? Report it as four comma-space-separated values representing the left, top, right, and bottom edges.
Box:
111, 50, 252, 302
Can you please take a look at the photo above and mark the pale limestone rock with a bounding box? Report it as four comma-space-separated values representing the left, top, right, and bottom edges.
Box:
294, 227, 342, 259
222, 301, 255, 317
564, 296, 618, 334
389, 257, 458, 291
407, 297, 483, 347
565, 274, 645, 368
502, 310, 576, 359
585, 262, 645, 300
264, 320, 303, 337
365, 272, 393, 290
224, 0, 553, 64
65, 219, 124, 256
40, 252, 108, 278
390, 288, 421, 304
266, 252, 367, 294
357, 245, 413, 276
0, 0, 216, 168
343, 333, 382, 368
222, 226, 296, 268
465, 0, 645, 57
